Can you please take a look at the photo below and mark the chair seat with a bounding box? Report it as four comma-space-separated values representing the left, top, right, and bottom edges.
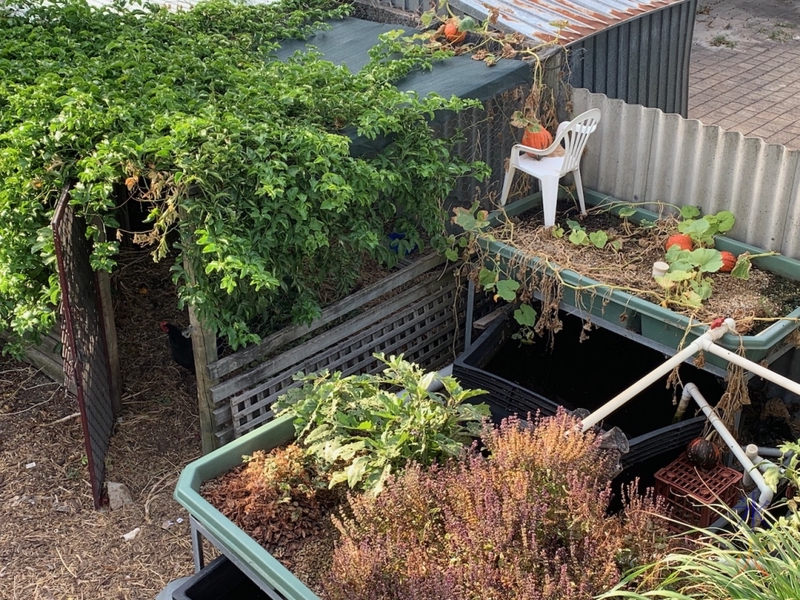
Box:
516, 154, 564, 177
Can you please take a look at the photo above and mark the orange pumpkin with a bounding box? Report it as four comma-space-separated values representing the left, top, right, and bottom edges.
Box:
522, 123, 553, 153
444, 19, 466, 44
719, 250, 737, 272
665, 233, 693, 252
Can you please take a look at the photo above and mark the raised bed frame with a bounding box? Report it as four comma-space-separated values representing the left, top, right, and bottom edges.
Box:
482, 189, 800, 374
453, 312, 708, 468
203, 253, 488, 446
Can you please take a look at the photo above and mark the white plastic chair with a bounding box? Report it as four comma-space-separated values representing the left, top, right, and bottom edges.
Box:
499, 108, 601, 228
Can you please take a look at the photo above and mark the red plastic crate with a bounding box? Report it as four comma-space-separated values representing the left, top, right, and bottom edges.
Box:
654, 452, 742, 529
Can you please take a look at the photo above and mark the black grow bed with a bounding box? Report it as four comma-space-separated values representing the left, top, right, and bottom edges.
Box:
454, 310, 725, 467
173, 555, 275, 600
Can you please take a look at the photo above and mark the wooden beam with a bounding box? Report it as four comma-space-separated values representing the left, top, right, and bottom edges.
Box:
181, 243, 220, 454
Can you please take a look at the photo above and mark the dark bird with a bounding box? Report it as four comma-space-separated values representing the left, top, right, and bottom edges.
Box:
159, 320, 196, 373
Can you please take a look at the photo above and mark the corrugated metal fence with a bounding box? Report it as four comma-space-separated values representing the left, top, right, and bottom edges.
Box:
573, 87, 800, 260
568, 0, 697, 118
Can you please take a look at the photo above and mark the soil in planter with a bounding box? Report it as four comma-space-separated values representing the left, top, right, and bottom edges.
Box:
500, 203, 800, 336
201, 448, 345, 595
484, 311, 725, 438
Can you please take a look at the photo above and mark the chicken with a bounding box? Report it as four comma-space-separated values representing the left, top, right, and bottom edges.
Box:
159, 320, 196, 373
159, 320, 226, 374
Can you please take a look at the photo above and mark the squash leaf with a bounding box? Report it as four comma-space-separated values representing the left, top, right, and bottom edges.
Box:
495, 279, 520, 302
513, 303, 537, 327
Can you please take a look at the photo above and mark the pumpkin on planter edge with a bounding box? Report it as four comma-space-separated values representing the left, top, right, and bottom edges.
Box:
443, 18, 466, 44
686, 437, 723, 469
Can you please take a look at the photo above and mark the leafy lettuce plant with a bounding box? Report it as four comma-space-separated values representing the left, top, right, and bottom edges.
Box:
272, 354, 489, 494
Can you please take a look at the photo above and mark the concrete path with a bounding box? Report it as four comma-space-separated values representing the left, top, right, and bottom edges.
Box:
689, 0, 800, 149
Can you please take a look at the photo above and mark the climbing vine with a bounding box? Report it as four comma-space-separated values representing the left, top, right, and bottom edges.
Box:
0, 0, 488, 352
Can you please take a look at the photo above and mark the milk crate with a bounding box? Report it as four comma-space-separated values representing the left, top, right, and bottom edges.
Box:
654, 452, 742, 529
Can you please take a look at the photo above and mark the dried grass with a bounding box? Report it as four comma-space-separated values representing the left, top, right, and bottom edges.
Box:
491, 201, 795, 336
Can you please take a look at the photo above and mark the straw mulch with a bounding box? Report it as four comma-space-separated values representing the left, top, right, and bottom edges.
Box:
0, 249, 216, 600
493, 201, 798, 336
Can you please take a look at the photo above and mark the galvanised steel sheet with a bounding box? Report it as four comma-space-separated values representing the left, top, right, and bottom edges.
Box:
447, 0, 684, 44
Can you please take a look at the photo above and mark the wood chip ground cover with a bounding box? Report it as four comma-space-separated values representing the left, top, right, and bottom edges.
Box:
502, 204, 800, 335
0, 245, 415, 599
0, 250, 206, 600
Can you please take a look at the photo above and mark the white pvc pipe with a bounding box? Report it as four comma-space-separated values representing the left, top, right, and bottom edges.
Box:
397, 364, 453, 399
742, 445, 784, 459
580, 319, 736, 432
742, 444, 780, 487
699, 341, 800, 397
683, 383, 773, 511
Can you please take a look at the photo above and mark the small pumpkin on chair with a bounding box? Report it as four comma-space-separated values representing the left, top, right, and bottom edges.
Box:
511, 111, 553, 157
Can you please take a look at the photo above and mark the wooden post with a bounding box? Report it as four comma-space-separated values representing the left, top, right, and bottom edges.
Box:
181, 236, 220, 454
94, 216, 122, 415
97, 270, 122, 416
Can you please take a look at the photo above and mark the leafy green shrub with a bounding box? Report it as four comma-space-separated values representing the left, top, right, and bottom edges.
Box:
0, 0, 486, 352
273, 353, 489, 494
324, 411, 672, 599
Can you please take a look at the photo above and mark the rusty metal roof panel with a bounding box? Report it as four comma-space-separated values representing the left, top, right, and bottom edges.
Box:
449, 0, 683, 44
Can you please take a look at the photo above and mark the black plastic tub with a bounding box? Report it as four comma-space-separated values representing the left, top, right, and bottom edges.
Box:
173, 555, 277, 600
455, 311, 723, 467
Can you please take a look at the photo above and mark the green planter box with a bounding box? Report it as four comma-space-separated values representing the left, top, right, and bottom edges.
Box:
174, 416, 320, 600
485, 190, 800, 369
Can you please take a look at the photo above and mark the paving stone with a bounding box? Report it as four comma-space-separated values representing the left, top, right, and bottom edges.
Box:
689, 0, 800, 149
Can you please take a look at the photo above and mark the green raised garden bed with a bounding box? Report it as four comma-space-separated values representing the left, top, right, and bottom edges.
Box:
485, 189, 800, 370
173, 416, 318, 600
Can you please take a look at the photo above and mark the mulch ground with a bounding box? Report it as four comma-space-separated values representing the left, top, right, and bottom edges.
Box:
0, 248, 211, 600
0, 244, 415, 600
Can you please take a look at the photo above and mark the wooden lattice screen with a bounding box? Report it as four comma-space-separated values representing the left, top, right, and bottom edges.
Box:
196, 254, 489, 447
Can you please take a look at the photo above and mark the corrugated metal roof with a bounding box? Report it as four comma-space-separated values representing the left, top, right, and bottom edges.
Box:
449, 0, 684, 44
572, 88, 800, 261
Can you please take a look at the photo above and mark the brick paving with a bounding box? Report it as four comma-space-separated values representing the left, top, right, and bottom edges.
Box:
689, 0, 800, 149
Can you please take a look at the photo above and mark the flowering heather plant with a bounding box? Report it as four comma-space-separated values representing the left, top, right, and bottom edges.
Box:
324, 410, 672, 600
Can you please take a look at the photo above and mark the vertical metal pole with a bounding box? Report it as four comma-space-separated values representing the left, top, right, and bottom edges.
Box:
190, 516, 205, 572
465, 279, 475, 349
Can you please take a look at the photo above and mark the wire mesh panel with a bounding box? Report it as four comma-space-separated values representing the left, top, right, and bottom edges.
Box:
52, 188, 116, 509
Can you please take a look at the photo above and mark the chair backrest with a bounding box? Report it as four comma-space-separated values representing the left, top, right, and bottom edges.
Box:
558, 109, 601, 176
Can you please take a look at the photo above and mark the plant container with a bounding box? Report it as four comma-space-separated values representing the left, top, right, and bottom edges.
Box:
172, 555, 274, 600
654, 451, 743, 530
484, 189, 800, 370
453, 311, 721, 468
174, 416, 316, 600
